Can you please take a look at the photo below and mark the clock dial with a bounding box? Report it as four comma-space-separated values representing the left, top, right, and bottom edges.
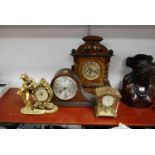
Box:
35, 87, 49, 102
53, 76, 77, 100
102, 95, 115, 107
82, 61, 101, 80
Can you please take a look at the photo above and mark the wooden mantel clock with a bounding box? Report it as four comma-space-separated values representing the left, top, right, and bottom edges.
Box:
51, 68, 96, 106
71, 35, 113, 88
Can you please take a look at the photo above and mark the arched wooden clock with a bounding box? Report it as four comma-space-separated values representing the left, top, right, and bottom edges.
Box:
71, 35, 113, 88
51, 68, 96, 106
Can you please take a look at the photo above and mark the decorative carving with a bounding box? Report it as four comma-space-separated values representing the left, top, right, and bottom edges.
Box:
71, 35, 113, 88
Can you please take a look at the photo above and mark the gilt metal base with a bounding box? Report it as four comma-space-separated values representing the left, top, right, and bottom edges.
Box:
21, 104, 59, 115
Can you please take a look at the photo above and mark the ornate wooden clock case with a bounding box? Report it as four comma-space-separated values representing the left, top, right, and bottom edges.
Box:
71, 35, 113, 88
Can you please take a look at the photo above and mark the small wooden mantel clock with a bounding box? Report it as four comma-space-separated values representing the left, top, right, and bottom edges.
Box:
71, 35, 113, 88
51, 68, 96, 106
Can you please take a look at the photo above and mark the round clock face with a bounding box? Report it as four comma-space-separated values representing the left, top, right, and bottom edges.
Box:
82, 61, 101, 80
35, 87, 49, 102
53, 76, 78, 100
102, 95, 115, 107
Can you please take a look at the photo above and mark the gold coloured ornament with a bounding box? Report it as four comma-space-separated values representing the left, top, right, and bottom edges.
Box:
95, 86, 121, 117
17, 73, 58, 115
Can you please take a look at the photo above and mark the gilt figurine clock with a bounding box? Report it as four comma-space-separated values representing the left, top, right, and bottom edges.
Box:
95, 86, 121, 117
71, 35, 113, 88
17, 73, 58, 115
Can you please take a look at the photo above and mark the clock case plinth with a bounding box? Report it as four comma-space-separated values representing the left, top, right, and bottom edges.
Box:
51, 68, 96, 107
71, 35, 113, 88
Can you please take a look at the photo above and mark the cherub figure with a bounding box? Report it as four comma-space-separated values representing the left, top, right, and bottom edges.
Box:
17, 73, 36, 108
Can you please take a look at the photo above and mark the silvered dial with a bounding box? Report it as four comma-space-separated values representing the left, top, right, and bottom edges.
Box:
102, 95, 115, 107
82, 61, 100, 80
35, 87, 49, 102
53, 76, 77, 100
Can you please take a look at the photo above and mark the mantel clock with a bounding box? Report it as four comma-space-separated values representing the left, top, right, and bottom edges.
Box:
51, 68, 96, 106
17, 73, 58, 115
71, 35, 113, 88
95, 86, 121, 117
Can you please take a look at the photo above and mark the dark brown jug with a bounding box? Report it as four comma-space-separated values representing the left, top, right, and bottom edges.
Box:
121, 54, 155, 108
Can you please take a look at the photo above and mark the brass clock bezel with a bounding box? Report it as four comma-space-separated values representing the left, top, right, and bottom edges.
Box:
52, 76, 78, 101
32, 78, 53, 103
101, 94, 116, 108
82, 61, 101, 81
34, 86, 49, 102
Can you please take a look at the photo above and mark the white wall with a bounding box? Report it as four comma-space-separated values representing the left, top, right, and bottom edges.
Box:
0, 25, 155, 88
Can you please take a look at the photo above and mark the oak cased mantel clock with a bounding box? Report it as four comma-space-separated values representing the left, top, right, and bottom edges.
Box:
51, 68, 96, 106
71, 35, 113, 88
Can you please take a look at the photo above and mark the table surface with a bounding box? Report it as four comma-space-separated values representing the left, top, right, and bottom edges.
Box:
0, 88, 155, 127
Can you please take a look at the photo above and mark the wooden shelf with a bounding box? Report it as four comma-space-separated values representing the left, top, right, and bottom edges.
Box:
0, 88, 155, 127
